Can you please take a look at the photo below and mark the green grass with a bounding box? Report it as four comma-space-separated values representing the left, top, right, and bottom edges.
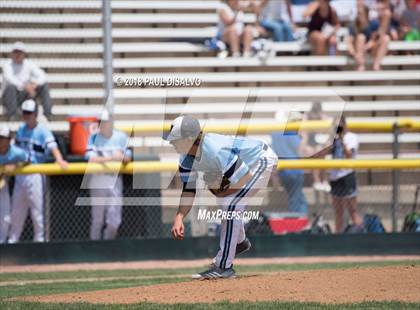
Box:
1, 260, 419, 309
0, 277, 189, 299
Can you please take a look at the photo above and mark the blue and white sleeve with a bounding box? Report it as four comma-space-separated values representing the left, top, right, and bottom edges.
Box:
179, 156, 197, 193
216, 149, 250, 185
43, 128, 58, 151
15, 146, 30, 163
85, 135, 97, 160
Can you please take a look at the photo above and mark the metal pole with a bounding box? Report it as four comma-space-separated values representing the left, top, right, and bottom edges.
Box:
391, 123, 400, 232
102, 0, 114, 114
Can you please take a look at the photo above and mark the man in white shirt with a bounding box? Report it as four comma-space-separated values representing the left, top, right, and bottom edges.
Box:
2, 41, 52, 121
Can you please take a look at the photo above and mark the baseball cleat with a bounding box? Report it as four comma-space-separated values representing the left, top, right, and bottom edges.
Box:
236, 238, 251, 255
192, 264, 236, 280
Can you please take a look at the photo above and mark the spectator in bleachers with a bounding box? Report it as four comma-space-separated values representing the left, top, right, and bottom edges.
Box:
217, 0, 260, 57
347, 0, 391, 71
347, 0, 374, 71
304, 0, 341, 56
399, 0, 420, 41
312, 116, 363, 233
292, 0, 313, 4
258, 0, 296, 42
300, 102, 331, 192
85, 111, 131, 241
389, 0, 407, 40
384, 0, 418, 40
271, 112, 308, 214
390, 0, 408, 20
2, 42, 52, 121
369, 0, 394, 42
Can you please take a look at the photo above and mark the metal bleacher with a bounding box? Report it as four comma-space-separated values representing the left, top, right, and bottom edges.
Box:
0, 0, 419, 159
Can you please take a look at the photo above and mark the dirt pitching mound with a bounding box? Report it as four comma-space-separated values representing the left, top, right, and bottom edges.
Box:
22, 265, 420, 305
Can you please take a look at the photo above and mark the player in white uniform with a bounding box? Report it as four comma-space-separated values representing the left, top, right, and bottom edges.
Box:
0, 126, 30, 243
85, 111, 131, 240
165, 115, 277, 279
8, 99, 67, 243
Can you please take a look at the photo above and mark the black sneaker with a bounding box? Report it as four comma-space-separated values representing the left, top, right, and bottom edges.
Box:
236, 238, 251, 255
192, 264, 236, 280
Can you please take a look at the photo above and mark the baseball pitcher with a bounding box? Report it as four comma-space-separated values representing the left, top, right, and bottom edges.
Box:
165, 115, 277, 280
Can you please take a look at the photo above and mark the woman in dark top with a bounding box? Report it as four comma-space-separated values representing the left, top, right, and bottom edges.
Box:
303, 0, 340, 55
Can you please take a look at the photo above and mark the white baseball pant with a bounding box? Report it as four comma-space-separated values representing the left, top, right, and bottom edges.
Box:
8, 174, 45, 243
214, 147, 277, 269
89, 175, 123, 240
0, 180, 11, 243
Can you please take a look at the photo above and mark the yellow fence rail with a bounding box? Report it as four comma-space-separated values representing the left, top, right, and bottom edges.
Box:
2, 159, 419, 176
116, 119, 420, 134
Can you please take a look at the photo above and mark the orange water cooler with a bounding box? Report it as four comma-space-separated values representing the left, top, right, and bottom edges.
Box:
67, 116, 98, 155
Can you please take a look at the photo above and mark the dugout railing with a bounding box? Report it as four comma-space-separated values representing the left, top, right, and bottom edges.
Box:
0, 120, 419, 243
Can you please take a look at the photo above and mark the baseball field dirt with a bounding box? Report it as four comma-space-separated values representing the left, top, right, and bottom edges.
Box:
19, 265, 420, 305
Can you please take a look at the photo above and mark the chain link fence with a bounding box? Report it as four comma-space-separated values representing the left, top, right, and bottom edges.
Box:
3, 172, 164, 243
262, 170, 420, 234
2, 164, 419, 244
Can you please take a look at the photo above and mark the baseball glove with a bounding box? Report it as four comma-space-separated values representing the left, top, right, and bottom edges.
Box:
203, 171, 231, 196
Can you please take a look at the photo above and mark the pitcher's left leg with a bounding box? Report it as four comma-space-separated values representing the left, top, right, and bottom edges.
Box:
215, 158, 268, 269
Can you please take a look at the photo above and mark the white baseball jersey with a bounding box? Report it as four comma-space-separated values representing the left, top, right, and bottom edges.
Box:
0, 144, 29, 165
8, 123, 57, 243
179, 133, 267, 189
15, 123, 57, 164
85, 129, 131, 162
85, 129, 131, 240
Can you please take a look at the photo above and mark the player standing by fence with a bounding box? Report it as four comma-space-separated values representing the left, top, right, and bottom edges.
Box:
7, 99, 67, 243
0, 126, 30, 243
85, 111, 131, 240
